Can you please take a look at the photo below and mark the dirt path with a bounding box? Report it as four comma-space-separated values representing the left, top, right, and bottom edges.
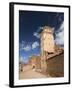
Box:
19, 65, 47, 79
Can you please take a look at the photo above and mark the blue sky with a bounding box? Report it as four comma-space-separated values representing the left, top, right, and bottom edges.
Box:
19, 10, 64, 64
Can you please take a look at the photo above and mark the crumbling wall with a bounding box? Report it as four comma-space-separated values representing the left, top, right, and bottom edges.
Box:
46, 53, 64, 77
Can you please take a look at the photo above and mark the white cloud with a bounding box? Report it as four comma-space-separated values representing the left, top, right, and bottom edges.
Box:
39, 26, 43, 30
20, 56, 28, 64
20, 57, 25, 63
55, 32, 64, 45
23, 45, 31, 51
33, 32, 40, 38
33, 26, 44, 38
55, 21, 64, 45
32, 41, 39, 49
20, 41, 32, 51
20, 41, 39, 51
60, 22, 64, 31
20, 57, 23, 60
19, 41, 26, 51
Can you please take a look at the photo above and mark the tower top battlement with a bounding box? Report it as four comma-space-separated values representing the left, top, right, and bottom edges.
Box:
40, 26, 54, 34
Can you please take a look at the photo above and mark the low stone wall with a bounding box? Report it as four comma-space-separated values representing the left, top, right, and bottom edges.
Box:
46, 53, 64, 77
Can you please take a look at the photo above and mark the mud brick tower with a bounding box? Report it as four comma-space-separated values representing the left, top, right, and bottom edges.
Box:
40, 26, 55, 74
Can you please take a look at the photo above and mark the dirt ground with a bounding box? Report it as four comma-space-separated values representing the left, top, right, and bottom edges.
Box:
19, 65, 47, 79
